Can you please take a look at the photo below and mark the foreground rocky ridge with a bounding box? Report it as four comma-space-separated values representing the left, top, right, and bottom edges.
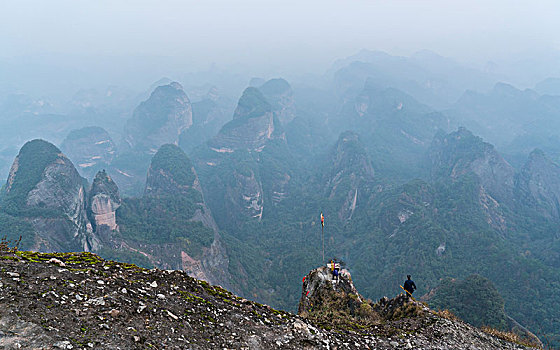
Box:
0, 252, 536, 350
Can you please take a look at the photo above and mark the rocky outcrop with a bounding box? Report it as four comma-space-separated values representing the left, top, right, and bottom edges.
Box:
145, 144, 199, 196
517, 149, 560, 218
1, 139, 94, 252
88, 170, 121, 233
61, 127, 116, 178
124, 82, 192, 154
259, 78, 296, 125
230, 167, 264, 220
297, 264, 537, 349
324, 131, 375, 221
298, 265, 363, 316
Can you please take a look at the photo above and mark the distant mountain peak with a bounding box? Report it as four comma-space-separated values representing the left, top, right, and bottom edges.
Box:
124, 82, 193, 154
233, 87, 271, 120
144, 144, 197, 197
2, 139, 94, 252
89, 169, 121, 233
517, 148, 560, 218
430, 127, 514, 204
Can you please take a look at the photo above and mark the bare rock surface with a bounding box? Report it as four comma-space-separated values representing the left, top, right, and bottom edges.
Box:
88, 170, 121, 232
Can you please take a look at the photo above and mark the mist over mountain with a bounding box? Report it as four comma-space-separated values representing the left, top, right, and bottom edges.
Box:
1, 1, 560, 346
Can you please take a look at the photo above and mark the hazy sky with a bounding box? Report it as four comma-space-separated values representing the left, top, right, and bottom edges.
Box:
1, 0, 559, 95
2, 0, 559, 64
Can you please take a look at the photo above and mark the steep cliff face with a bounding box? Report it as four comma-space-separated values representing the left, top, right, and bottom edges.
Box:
323, 131, 375, 221
61, 127, 116, 179
1, 139, 93, 252
430, 128, 515, 192
259, 78, 296, 125
124, 82, 192, 154
88, 170, 121, 233
517, 149, 560, 218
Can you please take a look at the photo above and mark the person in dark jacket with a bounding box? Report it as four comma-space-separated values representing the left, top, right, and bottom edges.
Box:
403, 275, 416, 298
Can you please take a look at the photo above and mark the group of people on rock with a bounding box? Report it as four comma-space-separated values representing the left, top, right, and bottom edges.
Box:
327, 259, 417, 299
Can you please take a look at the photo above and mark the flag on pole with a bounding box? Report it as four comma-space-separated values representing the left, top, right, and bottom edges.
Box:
321, 212, 324, 227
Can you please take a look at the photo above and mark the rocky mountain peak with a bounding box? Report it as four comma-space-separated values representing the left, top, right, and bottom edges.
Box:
517, 148, 560, 218
1, 139, 94, 252
210, 87, 281, 153
124, 82, 193, 154
144, 144, 198, 197
259, 78, 296, 125
430, 127, 515, 203
333, 131, 375, 177
89, 169, 121, 233
298, 265, 363, 317
233, 87, 271, 120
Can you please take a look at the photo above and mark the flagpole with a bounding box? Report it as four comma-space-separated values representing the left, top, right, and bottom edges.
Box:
321, 212, 325, 264
322, 223, 324, 264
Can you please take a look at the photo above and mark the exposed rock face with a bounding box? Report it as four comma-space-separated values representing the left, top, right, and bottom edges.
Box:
517, 149, 560, 218
88, 170, 121, 233
1, 139, 93, 252
60, 127, 116, 179
259, 78, 296, 125
324, 131, 375, 221
229, 167, 264, 220
124, 82, 192, 154
430, 127, 515, 203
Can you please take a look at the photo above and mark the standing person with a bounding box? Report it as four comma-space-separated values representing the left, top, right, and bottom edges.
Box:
333, 263, 339, 283
403, 275, 416, 298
